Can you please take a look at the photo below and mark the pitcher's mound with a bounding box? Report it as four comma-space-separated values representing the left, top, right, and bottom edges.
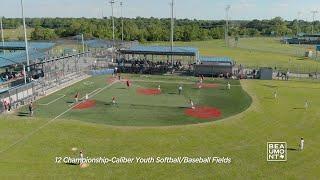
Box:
185, 106, 221, 119
137, 88, 161, 95
73, 100, 96, 110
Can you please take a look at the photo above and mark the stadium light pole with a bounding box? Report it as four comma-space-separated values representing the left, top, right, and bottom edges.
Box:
101, 8, 104, 19
120, 2, 124, 42
81, 34, 85, 53
109, 0, 115, 62
297, 11, 302, 36
23, 64, 27, 84
20, 0, 30, 72
170, 0, 174, 64
311, 11, 318, 35
110, 0, 115, 44
0, 16, 5, 55
225, 5, 231, 48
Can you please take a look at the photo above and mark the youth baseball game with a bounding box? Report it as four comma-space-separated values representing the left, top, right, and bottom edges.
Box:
0, 0, 320, 179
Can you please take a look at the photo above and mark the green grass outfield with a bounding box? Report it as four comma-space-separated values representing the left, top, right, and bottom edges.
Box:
0, 75, 319, 179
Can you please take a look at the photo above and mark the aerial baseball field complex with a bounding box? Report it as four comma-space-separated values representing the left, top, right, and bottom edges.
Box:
0, 2, 320, 180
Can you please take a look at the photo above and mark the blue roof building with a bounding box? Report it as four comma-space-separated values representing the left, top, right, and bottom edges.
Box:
0, 41, 55, 67
120, 45, 199, 57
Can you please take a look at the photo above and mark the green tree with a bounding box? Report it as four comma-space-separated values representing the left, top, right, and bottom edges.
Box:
31, 27, 57, 40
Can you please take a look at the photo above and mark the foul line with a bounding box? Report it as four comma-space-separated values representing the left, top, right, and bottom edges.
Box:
38, 94, 66, 106
0, 81, 118, 155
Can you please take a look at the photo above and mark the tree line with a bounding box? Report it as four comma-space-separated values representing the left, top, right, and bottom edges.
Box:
1, 17, 320, 41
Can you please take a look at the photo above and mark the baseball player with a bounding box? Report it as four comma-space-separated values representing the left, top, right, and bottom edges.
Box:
304, 100, 309, 110
79, 150, 84, 165
178, 85, 183, 95
189, 99, 195, 110
300, 137, 304, 151
112, 97, 118, 106
29, 101, 34, 117
74, 92, 79, 103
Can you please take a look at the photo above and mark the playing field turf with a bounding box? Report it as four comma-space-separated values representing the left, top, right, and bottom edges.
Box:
0, 77, 319, 179
18, 75, 251, 126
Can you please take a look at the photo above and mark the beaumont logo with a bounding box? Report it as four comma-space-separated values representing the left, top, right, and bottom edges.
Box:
267, 142, 287, 162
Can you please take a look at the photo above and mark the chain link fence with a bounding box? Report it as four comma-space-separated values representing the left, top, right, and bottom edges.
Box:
0, 52, 95, 113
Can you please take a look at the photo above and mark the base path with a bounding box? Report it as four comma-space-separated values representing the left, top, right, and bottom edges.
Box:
185, 106, 221, 119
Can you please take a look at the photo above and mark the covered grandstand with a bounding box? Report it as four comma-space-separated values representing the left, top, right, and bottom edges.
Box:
85, 39, 138, 49
115, 45, 199, 74
0, 41, 56, 90
0, 50, 48, 67
117, 45, 235, 76
119, 45, 199, 57
0, 42, 55, 51
0, 41, 55, 67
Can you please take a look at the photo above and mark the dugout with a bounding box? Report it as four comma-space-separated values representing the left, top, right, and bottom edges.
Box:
194, 56, 235, 76
258, 67, 273, 80
118, 45, 199, 74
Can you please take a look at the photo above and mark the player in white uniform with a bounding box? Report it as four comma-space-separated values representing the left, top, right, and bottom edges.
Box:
304, 100, 309, 110
189, 99, 195, 110
158, 85, 161, 92
79, 150, 84, 165
74, 92, 79, 103
198, 76, 203, 89
274, 91, 277, 99
85, 93, 89, 100
178, 85, 183, 95
300, 137, 304, 151
113, 67, 118, 77
227, 82, 231, 90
